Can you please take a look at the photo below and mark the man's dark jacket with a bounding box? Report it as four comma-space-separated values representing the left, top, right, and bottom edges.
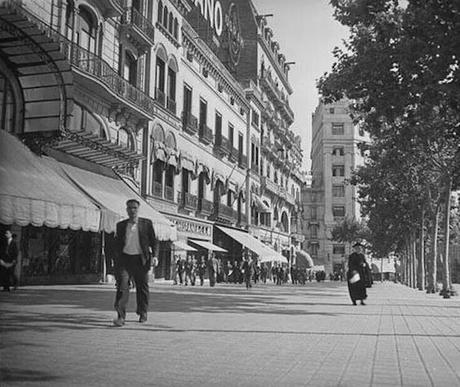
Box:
115, 217, 156, 267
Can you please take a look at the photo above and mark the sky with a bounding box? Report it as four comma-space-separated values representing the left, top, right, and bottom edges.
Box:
251, 0, 349, 172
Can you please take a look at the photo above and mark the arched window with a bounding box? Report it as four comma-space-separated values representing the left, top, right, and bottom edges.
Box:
157, 0, 163, 23
152, 160, 164, 197
117, 128, 133, 150
78, 6, 97, 53
281, 212, 289, 233
168, 11, 173, 33
165, 132, 176, 149
163, 6, 168, 28
173, 18, 179, 39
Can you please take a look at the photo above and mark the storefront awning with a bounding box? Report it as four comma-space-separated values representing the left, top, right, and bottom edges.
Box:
56, 162, 176, 240
0, 131, 101, 232
253, 195, 270, 213
189, 239, 227, 252
173, 240, 197, 251
296, 250, 314, 268
217, 226, 287, 263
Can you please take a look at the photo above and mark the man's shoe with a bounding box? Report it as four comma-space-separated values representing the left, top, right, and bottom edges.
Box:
139, 314, 147, 323
113, 317, 125, 327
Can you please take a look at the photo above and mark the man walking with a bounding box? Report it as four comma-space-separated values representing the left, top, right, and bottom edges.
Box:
113, 199, 156, 326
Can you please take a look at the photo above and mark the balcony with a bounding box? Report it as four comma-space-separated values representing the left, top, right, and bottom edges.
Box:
198, 198, 214, 216
199, 123, 213, 145
155, 88, 166, 108
166, 98, 176, 115
178, 191, 198, 211
121, 7, 155, 50
165, 185, 174, 202
214, 203, 235, 223
259, 69, 294, 124
238, 154, 248, 169
214, 135, 230, 157
229, 147, 239, 163
238, 213, 248, 227
182, 112, 198, 135
152, 181, 163, 198
99, 0, 125, 18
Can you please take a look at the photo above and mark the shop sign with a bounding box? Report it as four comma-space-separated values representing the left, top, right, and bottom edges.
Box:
168, 216, 212, 237
192, 0, 224, 36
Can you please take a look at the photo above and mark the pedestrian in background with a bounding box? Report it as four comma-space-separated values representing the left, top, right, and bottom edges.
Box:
208, 253, 218, 287
113, 199, 157, 327
347, 241, 368, 305
242, 255, 255, 289
0, 230, 18, 291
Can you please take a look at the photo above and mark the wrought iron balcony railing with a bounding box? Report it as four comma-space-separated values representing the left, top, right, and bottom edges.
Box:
214, 134, 230, 157
121, 6, 155, 47
167, 98, 176, 115
164, 185, 174, 202
199, 123, 213, 145
182, 111, 198, 135
198, 198, 213, 216
178, 191, 198, 211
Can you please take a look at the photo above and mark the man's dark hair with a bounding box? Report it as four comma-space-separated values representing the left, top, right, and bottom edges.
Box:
126, 199, 140, 206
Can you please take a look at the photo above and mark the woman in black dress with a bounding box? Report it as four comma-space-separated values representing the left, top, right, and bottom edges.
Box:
347, 242, 368, 305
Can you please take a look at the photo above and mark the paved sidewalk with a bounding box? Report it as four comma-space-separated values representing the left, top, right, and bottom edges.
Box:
1, 281, 460, 386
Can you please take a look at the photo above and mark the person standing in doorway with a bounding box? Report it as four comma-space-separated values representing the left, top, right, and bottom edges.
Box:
0, 230, 18, 291
113, 199, 156, 326
347, 242, 368, 305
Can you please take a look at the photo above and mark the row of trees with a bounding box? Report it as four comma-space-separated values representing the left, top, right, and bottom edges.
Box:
320, 0, 460, 297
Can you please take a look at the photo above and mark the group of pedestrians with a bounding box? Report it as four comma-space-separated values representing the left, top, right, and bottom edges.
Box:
110, 198, 374, 327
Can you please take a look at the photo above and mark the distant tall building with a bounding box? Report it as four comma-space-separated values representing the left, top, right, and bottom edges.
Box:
302, 99, 368, 273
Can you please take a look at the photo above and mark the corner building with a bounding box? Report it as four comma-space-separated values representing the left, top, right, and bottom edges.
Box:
0, 0, 304, 283
303, 100, 368, 274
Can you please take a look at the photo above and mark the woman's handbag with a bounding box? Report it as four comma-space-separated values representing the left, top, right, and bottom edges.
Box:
349, 271, 360, 284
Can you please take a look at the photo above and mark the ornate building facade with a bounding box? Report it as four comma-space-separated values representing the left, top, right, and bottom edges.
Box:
0, 0, 304, 283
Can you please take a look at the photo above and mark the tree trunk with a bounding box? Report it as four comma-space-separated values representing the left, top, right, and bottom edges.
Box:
441, 177, 452, 298
427, 205, 440, 293
419, 207, 425, 291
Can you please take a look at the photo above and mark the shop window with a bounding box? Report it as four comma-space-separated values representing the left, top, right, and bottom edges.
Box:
21, 226, 100, 277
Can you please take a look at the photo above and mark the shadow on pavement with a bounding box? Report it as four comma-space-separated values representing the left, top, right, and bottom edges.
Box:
0, 367, 62, 383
